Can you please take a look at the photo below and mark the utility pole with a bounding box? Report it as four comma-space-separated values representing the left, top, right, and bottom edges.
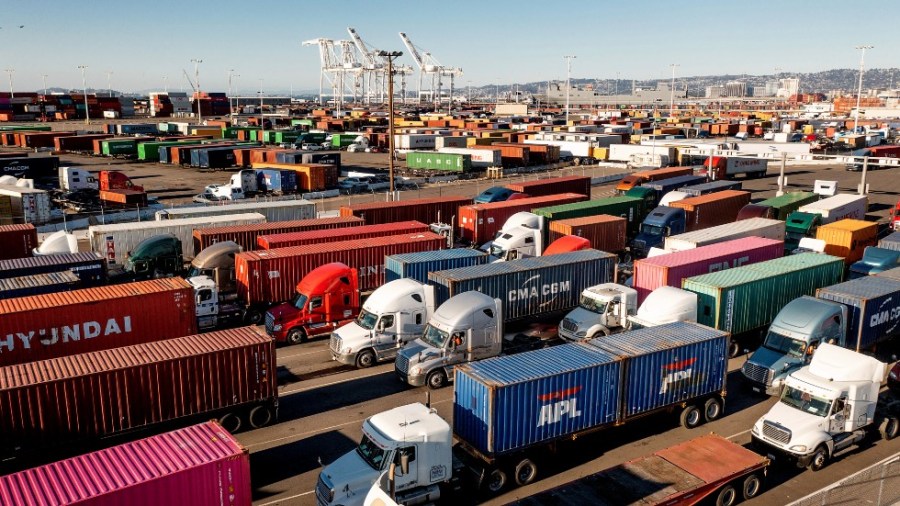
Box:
854, 45, 873, 134
40, 74, 48, 95
227, 69, 239, 124
258, 79, 264, 140
669, 63, 680, 117
77, 65, 89, 124
191, 58, 203, 123
563, 55, 576, 123
163, 75, 168, 93
3, 68, 14, 98
106, 70, 114, 98
378, 50, 403, 199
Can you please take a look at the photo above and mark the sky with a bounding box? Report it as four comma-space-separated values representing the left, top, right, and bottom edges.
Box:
2, 0, 898, 95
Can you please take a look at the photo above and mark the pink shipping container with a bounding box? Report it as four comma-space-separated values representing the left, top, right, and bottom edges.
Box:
0, 422, 251, 506
0, 224, 38, 260
192, 216, 364, 254
504, 175, 591, 197
236, 232, 445, 302
258, 220, 429, 249
340, 196, 472, 225
632, 236, 784, 303
458, 193, 588, 244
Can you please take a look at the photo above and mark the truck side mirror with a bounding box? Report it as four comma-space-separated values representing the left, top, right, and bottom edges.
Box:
400, 452, 409, 476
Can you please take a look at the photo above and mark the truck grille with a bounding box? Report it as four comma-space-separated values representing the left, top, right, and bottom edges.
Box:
561, 318, 578, 332
264, 312, 275, 335
742, 361, 773, 386
330, 334, 342, 354
763, 421, 791, 445
396, 353, 410, 374
315, 474, 333, 506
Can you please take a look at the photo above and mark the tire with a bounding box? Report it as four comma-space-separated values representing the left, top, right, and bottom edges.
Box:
704, 397, 724, 423
355, 349, 376, 369
591, 327, 610, 339
249, 405, 274, 429
514, 459, 538, 486
485, 468, 507, 494
680, 405, 702, 429
807, 445, 829, 471
218, 412, 243, 433
879, 417, 900, 440
286, 328, 306, 345
244, 309, 263, 325
742, 473, 762, 500
728, 340, 741, 358
427, 370, 447, 390
715, 484, 738, 506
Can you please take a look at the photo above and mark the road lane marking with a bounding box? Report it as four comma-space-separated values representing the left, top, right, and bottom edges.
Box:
726, 429, 751, 440
257, 490, 314, 506
279, 369, 388, 395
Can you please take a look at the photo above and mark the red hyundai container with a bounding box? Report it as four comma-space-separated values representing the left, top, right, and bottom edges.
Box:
632, 236, 784, 303
236, 232, 445, 301
193, 215, 364, 254
458, 192, 588, 244
505, 175, 591, 197
340, 196, 472, 225
548, 215, 627, 253
0, 422, 250, 506
0, 224, 37, 261
54, 133, 112, 152
0, 278, 198, 367
0, 327, 277, 460
670, 190, 751, 231
258, 220, 429, 249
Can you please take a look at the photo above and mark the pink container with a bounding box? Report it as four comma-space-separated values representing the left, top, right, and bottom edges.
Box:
633, 237, 784, 303
0, 421, 250, 506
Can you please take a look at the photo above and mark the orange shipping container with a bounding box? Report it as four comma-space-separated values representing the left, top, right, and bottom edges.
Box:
815, 219, 878, 265
548, 215, 627, 253
669, 190, 752, 232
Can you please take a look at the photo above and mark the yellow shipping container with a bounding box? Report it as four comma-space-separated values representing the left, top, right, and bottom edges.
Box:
192, 127, 223, 139
802, 124, 814, 134
592, 147, 609, 160
815, 219, 878, 265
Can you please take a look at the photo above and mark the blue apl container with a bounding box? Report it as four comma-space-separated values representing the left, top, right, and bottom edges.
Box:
454, 343, 621, 456
385, 249, 488, 284
587, 321, 728, 419
118, 123, 158, 135
816, 276, 900, 351
158, 146, 171, 164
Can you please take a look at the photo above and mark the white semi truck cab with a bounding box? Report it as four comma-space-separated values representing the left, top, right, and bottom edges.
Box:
751, 343, 899, 471
487, 212, 544, 261
330, 279, 436, 369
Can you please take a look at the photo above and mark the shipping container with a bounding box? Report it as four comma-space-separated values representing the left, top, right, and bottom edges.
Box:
0, 185, 51, 225
385, 249, 489, 284
669, 190, 752, 231
753, 191, 820, 220
256, 169, 300, 194
816, 276, 900, 351
533, 196, 646, 236
0, 271, 80, 299
0, 251, 106, 284
428, 249, 615, 320
340, 196, 471, 225
458, 193, 588, 244
664, 217, 785, 252
438, 147, 502, 168
815, 219, 878, 264
99, 188, 147, 207
798, 194, 868, 224
876, 266, 900, 282
0, 327, 276, 459
90, 213, 265, 266
0, 278, 198, 366
405, 152, 473, 173
505, 175, 591, 198
879, 231, 900, 251
640, 174, 708, 200
0, 224, 37, 260
0, 156, 59, 182
548, 215, 627, 253
156, 199, 314, 222
193, 216, 363, 254
258, 220, 429, 250
678, 179, 743, 197
0, 422, 251, 506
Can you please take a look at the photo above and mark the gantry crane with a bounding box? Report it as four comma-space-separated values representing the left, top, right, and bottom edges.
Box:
398, 32, 462, 107
348, 27, 414, 104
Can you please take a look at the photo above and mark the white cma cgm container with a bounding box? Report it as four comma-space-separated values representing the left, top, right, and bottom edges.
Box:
0, 184, 52, 225
393, 134, 438, 150
90, 213, 266, 265
797, 194, 868, 224
155, 200, 316, 222
438, 147, 501, 167
664, 217, 785, 252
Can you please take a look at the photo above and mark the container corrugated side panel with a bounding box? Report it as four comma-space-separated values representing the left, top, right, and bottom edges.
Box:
877, 266, 900, 282
385, 249, 488, 284
193, 216, 363, 253
459, 193, 587, 244
0, 224, 37, 261
588, 322, 728, 419
0, 271, 80, 298
158, 200, 315, 221
258, 221, 428, 249
679, 180, 743, 197
816, 276, 900, 350
664, 218, 785, 251
547, 215, 628, 254
504, 176, 591, 197
339, 196, 472, 225
0, 252, 105, 283
454, 343, 620, 456
0, 422, 251, 505
878, 232, 900, 252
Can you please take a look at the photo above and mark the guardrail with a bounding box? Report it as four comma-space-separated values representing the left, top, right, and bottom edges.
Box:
788, 453, 900, 506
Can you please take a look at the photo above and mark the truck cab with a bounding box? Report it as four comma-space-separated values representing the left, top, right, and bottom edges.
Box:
541, 235, 590, 256
330, 279, 436, 368
848, 247, 900, 279
488, 212, 544, 261
630, 206, 686, 258
395, 291, 502, 389
736, 204, 775, 221
559, 283, 637, 341
264, 262, 361, 345
123, 234, 185, 280
784, 211, 821, 253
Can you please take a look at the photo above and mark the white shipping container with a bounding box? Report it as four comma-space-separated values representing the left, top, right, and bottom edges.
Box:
434, 136, 469, 150
89, 212, 266, 266
103, 111, 119, 119
608, 144, 676, 162
0, 185, 51, 225
797, 194, 868, 224
155, 199, 316, 222
664, 218, 785, 252
531, 132, 620, 146
437, 147, 501, 167
523, 139, 593, 158
394, 134, 438, 150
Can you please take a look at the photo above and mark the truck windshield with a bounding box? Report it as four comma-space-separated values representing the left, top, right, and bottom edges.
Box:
186, 266, 211, 278
763, 331, 806, 358
290, 292, 309, 310
780, 386, 832, 417
579, 295, 607, 313
640, 224, 664, 236
356, 309, 378, 330
356, 433, 389, 471
421, 324, 449, 348
488, 244, 508, 259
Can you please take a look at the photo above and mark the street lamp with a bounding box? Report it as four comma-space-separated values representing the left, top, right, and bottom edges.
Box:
227, 69, 239, 123
77, 65, 89, 124
669, 63, 680, 118
854, 45, 873, 134
3, 68, 14, 98
40, 74, 48, 96
106, 70, 113, 98
563, 55, 576, 123
258, 79, 264, 139
191, 58, 203, 123
378, 50, 403, 198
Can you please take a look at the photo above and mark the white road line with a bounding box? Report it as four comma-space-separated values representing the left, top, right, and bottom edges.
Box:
256, 490, 314, 506
279, 369, 388, 396
726, 429, 751, 440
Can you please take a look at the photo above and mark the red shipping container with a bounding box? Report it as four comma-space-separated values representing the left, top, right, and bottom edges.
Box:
236, 232, 445, 301
0, 327, 276, 459
0, 278, 198, 367
53, 133, 112, 152
632, 236, 784, 303
193, 215, 364, 254
458, 192, 588, 244
0, 224, 37, 261
670, 190, 751, 231
340, 196, 472, 225
548, 215, 627, 253
505, 175, 591, 197
0, 422, 250, 505
258, 220, 428, 249
100, 189, 148, 207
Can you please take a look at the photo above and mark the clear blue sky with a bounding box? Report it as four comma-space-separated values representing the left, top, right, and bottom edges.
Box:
2, 0, 897, 94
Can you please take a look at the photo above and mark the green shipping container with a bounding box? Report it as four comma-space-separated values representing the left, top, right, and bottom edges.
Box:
406, 152, 472, 172
137, 140, 197, 161
101, 139, 138, 156
533, 196, 646, 235
331, 134, 359, 147
291, 119, 313, 127
756, 191, 820, 220
683, 253, 844, 338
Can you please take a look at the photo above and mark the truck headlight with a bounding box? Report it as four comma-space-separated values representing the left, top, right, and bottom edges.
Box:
575, 330, 587, 337
751, 424, 760, 436
409, 366, 422, 376
272, 324, 283, 331
890, 370, 897, 380
789, 445, 808, 452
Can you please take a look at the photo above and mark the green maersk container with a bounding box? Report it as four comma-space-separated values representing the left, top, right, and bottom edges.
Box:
331, 134, 359, 147
137, 140, 197, 161
682, 253, 844, 337
406, 152, 472, 173
532, 196, 646, 235
101, 139, 139, 156
756, 191, 820, 220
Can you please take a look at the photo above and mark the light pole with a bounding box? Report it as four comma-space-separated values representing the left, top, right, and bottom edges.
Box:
162, 74, 168, 93
669, 63, 679, 117
40, 74, 48, 95
227, 69, 239, 123
495, 77, 500, 106
191, 58, 203, 123
258, 79, 264, 139
467, 80, 471, 103
563, 55, 576, 123
77, 65, 89, 124
378, 50, 403, 199
854, 45, 873, 134
106, 70, 113, 98
3, 68, 14, 98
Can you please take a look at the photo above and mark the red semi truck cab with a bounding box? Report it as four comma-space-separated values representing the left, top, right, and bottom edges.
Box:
100, 170, 144, 192
264, 262, 361, 345
892, 199, 900, 231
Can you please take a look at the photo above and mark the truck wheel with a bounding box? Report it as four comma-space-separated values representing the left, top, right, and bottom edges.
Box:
514, 459, 538, 486
286, 328, 306, 345
742, 473, 762, 500
704, 398, 723, 423
355, 349, 376, 369
807, 445, 829, 471
427, 370, 447, 390
728, 341, 741, 358
249, 405, 274, 429
879, 417, 899, 440
244, 309, 263, 325
485, 468, 507, 494
715, 484, 737, 506
680, 405, 702, 429
218, 412, 242, 433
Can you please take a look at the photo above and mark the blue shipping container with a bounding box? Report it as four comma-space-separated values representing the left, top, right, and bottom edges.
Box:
117, 124, 158, 135
640, 175, 708, 197
454, 343, 621, 456
191, 146, 237, 168
158, 146, 171, 164
0, 252, 106, 284
256, 169, 298, 193
679, 179, 743, 197
587, 321, 728, 419
385, 249, 488, 284
0, 271, 81, 298
816, 276, 900, 351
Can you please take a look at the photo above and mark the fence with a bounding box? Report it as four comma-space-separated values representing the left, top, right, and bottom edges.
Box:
788, 453, 900, 506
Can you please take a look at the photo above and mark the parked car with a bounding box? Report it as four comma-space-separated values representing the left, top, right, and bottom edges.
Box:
300, 143, 324, 151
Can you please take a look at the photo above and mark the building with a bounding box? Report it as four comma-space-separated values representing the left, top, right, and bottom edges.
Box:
777, 78, 800, 98
724, 81, 746, 98
705, 85, 726, 98
540, 81, 686, 106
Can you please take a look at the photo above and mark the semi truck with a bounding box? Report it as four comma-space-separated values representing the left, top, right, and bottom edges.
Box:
485, 212, 594, 261
742, 276, 900, 395
848, 247, 900, 278
614, 166, 694, 194
318, 322, 728, 505
634, 174, 707, 207
699, 156, 768, 180
659, 179, 744, 206
751, 344, 899, 471
736, 191, 820, 221
784, 194, 869, 252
